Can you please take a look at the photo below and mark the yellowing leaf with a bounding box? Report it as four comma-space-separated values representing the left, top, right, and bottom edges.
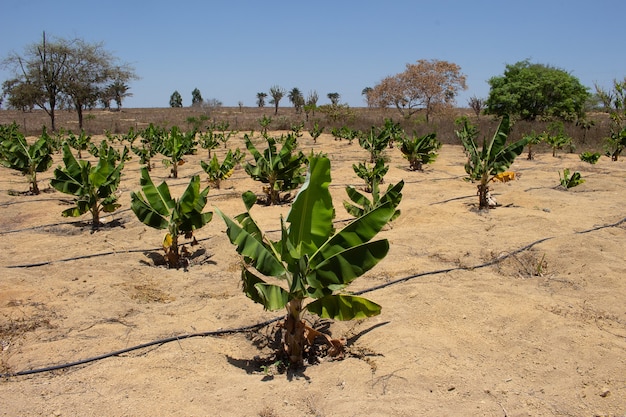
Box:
163, 233, 173, 250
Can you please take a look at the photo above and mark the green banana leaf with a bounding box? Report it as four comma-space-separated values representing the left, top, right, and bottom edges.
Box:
287, 156, 334, 252
177, 175, 212, 232
216, 206, 287, 278
310, 200, 397, 268
130, 167, 172, 230
50, 144, 87, 196
307, 294, 381, 320
306, 239, 389, 295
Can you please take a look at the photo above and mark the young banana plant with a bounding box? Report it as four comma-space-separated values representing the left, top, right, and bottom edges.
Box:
130, 167, 213, 268
457, 115, 529, 209
352, 158, 388, 193
344, 179, 403, 221
308, 122, 324, 144
66, 130, 92, 158
51, 143, 128, 229
399, 132, 441, 171
200, 148, 243, 189
155, 125, 197, 178
0, 125, 53, 195
244, 133, 306, 205
358, 125, 392, 162
217, 155, 401, 366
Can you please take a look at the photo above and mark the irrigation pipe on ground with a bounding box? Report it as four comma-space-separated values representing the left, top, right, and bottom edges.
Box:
1, 216, 624, 378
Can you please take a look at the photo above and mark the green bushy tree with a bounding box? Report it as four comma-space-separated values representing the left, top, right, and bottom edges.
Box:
485, 60, 589, 121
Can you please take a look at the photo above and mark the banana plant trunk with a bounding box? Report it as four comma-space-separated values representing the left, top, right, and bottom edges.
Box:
477, 183, 490, 209
90, 204, 100, 230
29, 170, 40, 195
284, 298, 306, 366
172, 161, 179, 178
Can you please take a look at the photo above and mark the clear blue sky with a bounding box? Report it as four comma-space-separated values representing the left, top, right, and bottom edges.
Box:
1, 0, 624, 109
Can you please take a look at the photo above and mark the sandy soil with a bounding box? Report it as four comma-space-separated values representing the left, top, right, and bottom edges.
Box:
1, 131, 625, 417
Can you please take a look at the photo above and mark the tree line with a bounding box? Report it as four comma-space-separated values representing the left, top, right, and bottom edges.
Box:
2, 33, 624, 154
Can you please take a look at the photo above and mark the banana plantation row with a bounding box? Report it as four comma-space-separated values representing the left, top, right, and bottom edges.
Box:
0, 116, 610, 365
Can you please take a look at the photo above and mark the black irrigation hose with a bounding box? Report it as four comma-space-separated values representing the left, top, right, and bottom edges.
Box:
0, 235, 558, 379
0, 208, 134, 236
0, 317, 282, 378
354, 236, 554, 296
4, 236, 214, 268
1, 217, 624, 378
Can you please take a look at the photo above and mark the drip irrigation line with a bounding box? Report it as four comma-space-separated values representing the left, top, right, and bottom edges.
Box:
0, 198, 62, 208
1, 217, 624, 378
4, 236, 213, 268
1, 235, 556, 379
576, 215, 626, 234
354, 236, 554, 296
0, 208, 133, 236
0, 317, 281, 379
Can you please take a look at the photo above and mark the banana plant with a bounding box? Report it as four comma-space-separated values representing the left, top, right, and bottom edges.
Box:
50, 142, 128, 229
352, 157, 388, 193
258, 115, 272, 136
381, 118, 405, 148
344, 179, 403, 221
214, 121, 237, 148
198, 127, 220, 158
604, 126, 626, 161
133, 123, 164, 171
65, 130, 92, 158
89, 139, 132, 162
244, 133, 306, 205
155, 125, 197, 178
399, 132, 441, 171
130, 167, 213, 268
541, 122, 572, 157
522, 131, 543, 160
308, 121, 324, 144
359, 125, 392, 162
559, 168, 585, 189
0, 125, 53, 195
457, 115, 529, 209
216, 155, 401, 366
200, 148, 243, 189
331, 126, 358, 144
579, 151, 601, 164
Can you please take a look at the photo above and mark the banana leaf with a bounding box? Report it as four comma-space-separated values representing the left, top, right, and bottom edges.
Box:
307, 294, 381, 320
216, 207, 286, 278
286, 156, 334, 252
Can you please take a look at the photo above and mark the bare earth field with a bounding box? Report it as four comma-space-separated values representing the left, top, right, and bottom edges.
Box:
0, 131, 625, 416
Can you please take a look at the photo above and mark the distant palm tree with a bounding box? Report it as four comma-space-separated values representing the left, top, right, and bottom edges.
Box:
269, 85, 285, 115
256, 92, 267, 108
327, 92, 340, 105
107, 80, 132, 111
362, 87, 373, 108
288, 87, 304, 113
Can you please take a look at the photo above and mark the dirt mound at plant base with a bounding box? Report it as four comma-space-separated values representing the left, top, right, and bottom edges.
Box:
1, 132, 625, 416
